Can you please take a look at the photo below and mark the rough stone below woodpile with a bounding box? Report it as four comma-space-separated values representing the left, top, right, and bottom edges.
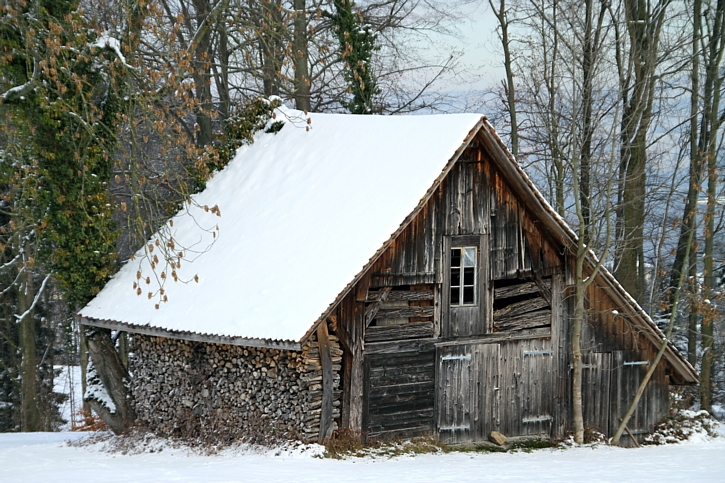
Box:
129, 326, 341, 445
489, 431, 507, 446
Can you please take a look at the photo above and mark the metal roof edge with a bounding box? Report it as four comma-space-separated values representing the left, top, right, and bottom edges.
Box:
80, 317, 302, 351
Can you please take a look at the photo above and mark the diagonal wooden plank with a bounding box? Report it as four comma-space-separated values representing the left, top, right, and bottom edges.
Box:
364, 286, 391, 327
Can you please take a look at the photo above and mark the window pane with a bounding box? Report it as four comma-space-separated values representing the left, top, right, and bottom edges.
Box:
451, 287, 460, 305
451, 248, 461, 267
463, 247, 476, 267
451, 268, 460, 287
463, 286, 475, 304
463, 267, 475, 285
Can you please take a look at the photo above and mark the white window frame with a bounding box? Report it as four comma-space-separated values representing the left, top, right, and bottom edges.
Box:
450, 246, 477, 306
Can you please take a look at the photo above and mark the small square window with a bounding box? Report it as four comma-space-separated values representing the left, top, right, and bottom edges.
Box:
450, 246, 476, 306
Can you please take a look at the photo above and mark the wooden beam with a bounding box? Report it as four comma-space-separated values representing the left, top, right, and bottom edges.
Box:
433, 327, 552, 348
376, 306, 435, 320
533, 277, 553, 306
364, 322, 435, 343
494, 281, 540, 299
348, 284, 367, 436
494, 310, 551, 331
366, 289, 434, 302
370, 272, 436, 286
317, 322, 334, 443
365, 338, 437, 356
493, 297, 549, 321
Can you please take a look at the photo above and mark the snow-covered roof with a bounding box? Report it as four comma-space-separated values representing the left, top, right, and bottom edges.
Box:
79, 108, 483, 345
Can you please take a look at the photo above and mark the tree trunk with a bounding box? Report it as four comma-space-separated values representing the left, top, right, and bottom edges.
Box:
579, 0, 606, 243
293, 0, 311, 112
571, 273, 585, 444
192, 0, 214, 147
687, 255, 698, 367
79, 323, 90, 413
701, 140, 717, 412
19, 259, 40, 432
614, 0, 666, 304
260, 0, 283, 98
85, 327, 136, 434
490, 0, 518, 157
214, 26, 231, 121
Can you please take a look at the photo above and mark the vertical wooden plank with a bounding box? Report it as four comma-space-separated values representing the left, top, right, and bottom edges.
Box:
472, 344, 481, 440
361, 355, 370, 441
582, 352, 611, 436
348, 280, 368, 436
478, 234, 491, 335
441, 236, 451, 338
317, 321, 334, 442
609, 350, 625, 438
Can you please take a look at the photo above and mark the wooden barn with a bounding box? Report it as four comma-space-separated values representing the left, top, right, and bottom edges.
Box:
80, 108, 697, 445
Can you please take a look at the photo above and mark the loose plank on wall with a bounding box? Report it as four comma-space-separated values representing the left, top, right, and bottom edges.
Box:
364, 322, 434, 343
494, 281, 541, 299
493, 297, 549, 321
367, 289, 434, 302
494, 309, 551, 332
376, 306, 435, 320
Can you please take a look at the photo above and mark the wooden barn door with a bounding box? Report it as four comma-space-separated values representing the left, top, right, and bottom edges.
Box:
436, 343, 500, 444
609, 351, 656, 444
582, 352, 612, 436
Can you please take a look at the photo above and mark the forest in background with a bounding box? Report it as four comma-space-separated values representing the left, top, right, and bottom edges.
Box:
0, 0, 722, 437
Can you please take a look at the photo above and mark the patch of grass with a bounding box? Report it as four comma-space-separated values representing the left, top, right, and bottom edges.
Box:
324, 431, 555, 459
509, 437, 554, 452
324, 431, 451, 459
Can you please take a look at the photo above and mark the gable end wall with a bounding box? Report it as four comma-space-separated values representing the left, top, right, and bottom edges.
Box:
332, 140, 673, 445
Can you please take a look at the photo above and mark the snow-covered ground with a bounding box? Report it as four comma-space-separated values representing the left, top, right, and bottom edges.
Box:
0, 429, 723, 483
53, 365, 83, 430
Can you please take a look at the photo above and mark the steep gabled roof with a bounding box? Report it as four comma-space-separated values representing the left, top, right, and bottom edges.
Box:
79, 108, 483, 348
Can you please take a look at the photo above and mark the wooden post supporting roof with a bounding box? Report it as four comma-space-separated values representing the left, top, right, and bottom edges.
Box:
317, 321, 334, 442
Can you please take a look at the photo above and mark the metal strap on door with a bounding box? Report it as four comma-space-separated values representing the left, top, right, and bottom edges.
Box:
440, 354, 472, 361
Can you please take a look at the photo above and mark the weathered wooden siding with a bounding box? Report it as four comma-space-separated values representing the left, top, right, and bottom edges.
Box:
348, 149, 565, 440
576, 275, 670, 443
363, 345, 436, 440
331, 138, 671, 445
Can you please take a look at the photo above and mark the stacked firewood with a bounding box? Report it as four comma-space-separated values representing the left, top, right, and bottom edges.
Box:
129, 329, 341, 443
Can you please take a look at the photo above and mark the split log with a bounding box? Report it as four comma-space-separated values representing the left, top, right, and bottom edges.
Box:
364, 322, 435, 343
493, 297, 549, 321
375, 306, 435, 319
494, 310, 551, 332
